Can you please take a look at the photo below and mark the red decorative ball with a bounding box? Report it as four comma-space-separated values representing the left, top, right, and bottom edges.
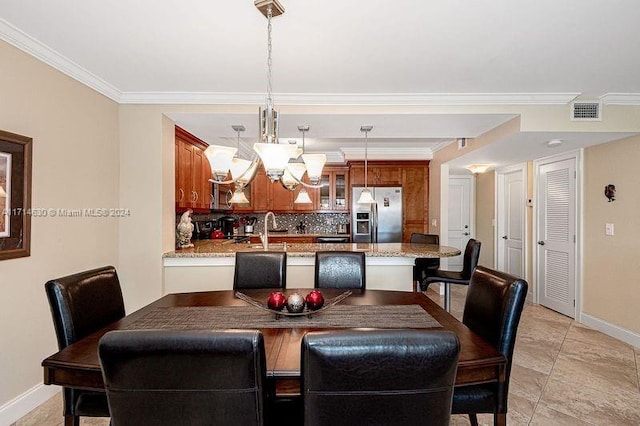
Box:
267, 291, 287, 311
305, 290, 325, 311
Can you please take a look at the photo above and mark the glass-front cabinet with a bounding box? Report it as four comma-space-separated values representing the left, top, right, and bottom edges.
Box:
318, 166, 349, 212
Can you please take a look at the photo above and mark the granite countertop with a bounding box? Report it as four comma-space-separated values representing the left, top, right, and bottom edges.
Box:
164, 240, 461, 259
242, 233, 350, 238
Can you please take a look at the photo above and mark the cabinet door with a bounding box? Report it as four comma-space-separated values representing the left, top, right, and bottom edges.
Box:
200, 151, 212, 210
333, 170, 349, 210
176, 139, 193, 209
377, 166, 402, 185
270, 181, 293, 211
251, 170, 270, 212
349, 165, 365, 186
318, 172, 331, 210
401, 166, 429, 242
191, 147, 205, 209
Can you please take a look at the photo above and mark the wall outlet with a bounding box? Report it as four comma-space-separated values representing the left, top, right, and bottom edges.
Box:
605, 223, 614, 236
431, 219, 437, 227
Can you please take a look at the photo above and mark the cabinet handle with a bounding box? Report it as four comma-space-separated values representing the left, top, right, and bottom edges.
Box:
194, 191, 199, 202
191, 191, 197, 202
179, 188, 184, 202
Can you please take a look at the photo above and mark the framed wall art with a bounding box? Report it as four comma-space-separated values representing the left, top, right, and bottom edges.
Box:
0, 130, 32, 261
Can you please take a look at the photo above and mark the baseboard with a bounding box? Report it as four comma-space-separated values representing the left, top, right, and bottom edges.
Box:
580, 313, 640, 349
0, 383, 60, 425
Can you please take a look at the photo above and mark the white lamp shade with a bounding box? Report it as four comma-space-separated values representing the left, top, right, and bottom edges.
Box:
254, 143, 300, 179
204, 145, 237, 178
229, 188, 250, 204
302, 153, 327, 183
294, 188, 312, 204
287, 163, 307, 181
357, 187, 376, 204
230, 158, 253, 182
281, 162, 306, 191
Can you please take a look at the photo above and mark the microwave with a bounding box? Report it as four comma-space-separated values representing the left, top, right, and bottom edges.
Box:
211, 183, 233, 211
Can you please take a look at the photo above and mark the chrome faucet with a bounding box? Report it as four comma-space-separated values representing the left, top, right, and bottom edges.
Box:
260, 211, 278, 250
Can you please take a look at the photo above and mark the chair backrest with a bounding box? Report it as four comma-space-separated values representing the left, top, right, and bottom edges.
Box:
462, 265, 528, 413
99, 329, 266, 426
234, 251, 286, 290
314, 251, 366, 289
302, 329, 459, 426
45, 265, 125, 350
410, 233, 439, 245
461, 238, 482, 278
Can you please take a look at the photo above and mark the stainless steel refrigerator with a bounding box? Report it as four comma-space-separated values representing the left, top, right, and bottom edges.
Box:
351, 187, 403, 243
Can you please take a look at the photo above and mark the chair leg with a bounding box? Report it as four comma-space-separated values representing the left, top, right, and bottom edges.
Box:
64, 414, 80, 426
494, 412, 506, 426
444, 283, 451, 312
468, 413, 479, 426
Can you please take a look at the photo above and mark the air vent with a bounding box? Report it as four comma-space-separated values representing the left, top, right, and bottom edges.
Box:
571, 101, 601, 121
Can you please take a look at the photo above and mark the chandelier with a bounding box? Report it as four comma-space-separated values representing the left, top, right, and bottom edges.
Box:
357, 126, 376, 204
203, 0, 325, 202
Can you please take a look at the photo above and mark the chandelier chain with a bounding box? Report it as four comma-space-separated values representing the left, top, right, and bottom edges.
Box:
266, 5, 273, 103
364, 129, 368, 188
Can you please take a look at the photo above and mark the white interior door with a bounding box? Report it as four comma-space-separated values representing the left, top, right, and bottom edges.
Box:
536, 155, 576, 318
497, 164, 526, 278
448, 176, 473, 270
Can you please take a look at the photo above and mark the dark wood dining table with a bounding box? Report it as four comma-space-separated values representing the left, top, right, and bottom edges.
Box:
42, 289, 505, 395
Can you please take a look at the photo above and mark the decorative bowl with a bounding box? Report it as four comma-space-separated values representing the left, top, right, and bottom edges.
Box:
235, 290, 352, 319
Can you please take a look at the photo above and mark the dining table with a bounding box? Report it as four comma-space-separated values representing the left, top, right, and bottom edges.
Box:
42, 288, 505, 397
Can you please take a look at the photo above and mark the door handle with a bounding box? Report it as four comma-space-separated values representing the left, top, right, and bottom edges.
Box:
502, 235, 508, 239
537, 240, 545, 245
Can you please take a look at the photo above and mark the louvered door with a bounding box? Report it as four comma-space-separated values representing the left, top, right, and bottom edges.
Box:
537, 156, 576, 317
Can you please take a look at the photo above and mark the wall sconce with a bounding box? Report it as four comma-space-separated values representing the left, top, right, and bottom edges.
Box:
465, 164, 492, 174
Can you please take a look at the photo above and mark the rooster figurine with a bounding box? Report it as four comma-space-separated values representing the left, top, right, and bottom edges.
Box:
604, 184, 616, 202
176, 210, 195, 248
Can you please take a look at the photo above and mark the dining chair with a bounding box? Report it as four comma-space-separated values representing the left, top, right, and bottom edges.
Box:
420, 238, 481, 311
99, 329, 267, 426
410, 233, 440, 292
45, 265, 125, 426
314, 251, 366, 289
234, 251, 286, 290
452, 266, 528, 426
302, 329, 460, 426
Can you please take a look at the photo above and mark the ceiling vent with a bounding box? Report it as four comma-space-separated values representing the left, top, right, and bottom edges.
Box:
570, 100, 601, 121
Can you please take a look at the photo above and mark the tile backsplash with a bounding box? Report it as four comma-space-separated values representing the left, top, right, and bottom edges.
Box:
190, 212, 350, 235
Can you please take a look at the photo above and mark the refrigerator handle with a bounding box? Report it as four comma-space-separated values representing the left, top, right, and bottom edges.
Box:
372, 202, 378, 243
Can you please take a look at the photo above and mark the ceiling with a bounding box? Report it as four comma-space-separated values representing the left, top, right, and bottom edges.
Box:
2, 0, 639, 168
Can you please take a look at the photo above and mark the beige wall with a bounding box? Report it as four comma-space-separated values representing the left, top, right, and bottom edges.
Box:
475, 171, 495, 267
0, 41, 119, 406
584, 135, 640, 333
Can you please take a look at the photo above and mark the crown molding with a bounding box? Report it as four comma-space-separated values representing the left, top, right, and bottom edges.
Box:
341, 147, 433, 161
121, 91, 581, 106
0, 18, 122, 102
600, 93, 640, 105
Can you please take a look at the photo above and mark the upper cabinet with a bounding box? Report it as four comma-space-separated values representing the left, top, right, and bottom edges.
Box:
349, 162, 402, 186
318, 166, 349, 211
175, 127, 212, 213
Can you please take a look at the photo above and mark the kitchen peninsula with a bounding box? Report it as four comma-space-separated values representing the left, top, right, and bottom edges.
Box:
163, 240, 460, 293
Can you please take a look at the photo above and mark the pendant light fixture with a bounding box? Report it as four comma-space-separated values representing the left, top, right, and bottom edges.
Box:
227, 125, 251, 204
357, 126, 376, 204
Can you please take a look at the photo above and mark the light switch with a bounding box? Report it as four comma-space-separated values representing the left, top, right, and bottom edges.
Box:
431, 219, 437, 227
605, 223, 614, 236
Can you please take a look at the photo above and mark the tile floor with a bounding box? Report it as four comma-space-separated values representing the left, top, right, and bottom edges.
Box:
14, 286, 640, 425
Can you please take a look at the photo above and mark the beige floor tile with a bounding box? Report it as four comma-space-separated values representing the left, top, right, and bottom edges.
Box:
567, 322, 636, 353
530, 402, 595, 425
13, 392, 63, 426
540, 376, 640, 426
636, 347, 640, 392
512, 333, 561, 375
509, 364, 549, 403
506, 393, 535, 425
552, 337, 638, 394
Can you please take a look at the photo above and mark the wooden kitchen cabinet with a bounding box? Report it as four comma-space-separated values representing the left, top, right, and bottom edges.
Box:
318, 166, 349, 211
349, 162, 401, 186
401, 165, 429, 241
175, 126, 212, 213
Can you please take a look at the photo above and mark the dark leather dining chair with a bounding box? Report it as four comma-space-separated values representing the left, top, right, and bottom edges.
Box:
234, 251, 286, 290
99, 329, 267, 426
302, 329, 460, 426
420, 238, 481, 312
314, 251, 366, 290
410, 233, 440, 292
452, 266, 528, 426
45, 265, 125, 426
